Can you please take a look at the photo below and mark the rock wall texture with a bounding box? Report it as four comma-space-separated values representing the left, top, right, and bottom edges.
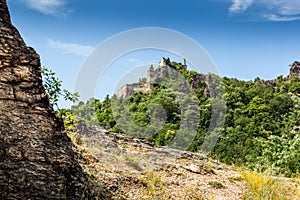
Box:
0, 0, 89, 199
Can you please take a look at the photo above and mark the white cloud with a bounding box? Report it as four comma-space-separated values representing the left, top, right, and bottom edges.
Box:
229, 0, 300, 21
48, 40, 94, 57
20, 0, 67, 15
265, 14, 300, 22
229, 0, 254, 14
262, 0, 300, 16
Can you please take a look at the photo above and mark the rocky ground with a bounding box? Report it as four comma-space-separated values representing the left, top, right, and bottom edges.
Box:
70, 120, 246, 199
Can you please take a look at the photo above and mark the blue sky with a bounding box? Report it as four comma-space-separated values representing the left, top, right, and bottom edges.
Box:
6, 0, 300, 105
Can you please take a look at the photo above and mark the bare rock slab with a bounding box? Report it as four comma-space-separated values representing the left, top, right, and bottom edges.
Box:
0, 0, 89, 199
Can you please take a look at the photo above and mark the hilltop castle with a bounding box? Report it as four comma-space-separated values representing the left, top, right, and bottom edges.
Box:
117, 59, 300, 100
117, 57, 187, 99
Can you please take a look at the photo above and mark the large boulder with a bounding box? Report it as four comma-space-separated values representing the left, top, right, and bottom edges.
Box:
0, 0, 89, 199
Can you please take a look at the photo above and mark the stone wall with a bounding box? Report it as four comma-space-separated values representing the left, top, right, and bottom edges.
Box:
0, 0, 89, 198
117, 58, 180, 98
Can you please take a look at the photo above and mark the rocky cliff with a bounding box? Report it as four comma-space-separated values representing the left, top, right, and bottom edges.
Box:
288, 61, 300, 80
0, 0, 88, 198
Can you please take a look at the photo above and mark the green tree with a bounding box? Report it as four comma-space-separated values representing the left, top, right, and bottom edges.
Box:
41, 66, 79, 109
95, 95, 116, 129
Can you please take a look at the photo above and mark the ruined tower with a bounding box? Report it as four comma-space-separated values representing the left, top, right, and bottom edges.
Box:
157, 57, 168, 77
159, 57, 167, 67
182, 58, 187, 70
146, 64, 155, 90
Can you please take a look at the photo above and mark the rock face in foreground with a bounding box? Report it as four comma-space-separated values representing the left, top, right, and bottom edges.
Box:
0, 0, 88, 199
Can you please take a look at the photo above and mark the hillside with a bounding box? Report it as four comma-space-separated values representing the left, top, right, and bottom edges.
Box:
67, 120, 300, 199
70, 59, 300, 199
72, 58, 300, 179
73, 120, 244, 199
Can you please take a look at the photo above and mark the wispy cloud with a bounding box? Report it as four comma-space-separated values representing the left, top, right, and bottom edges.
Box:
20, 0, 68, 15
229, 0, 254, 14
228, 0, 300, 21
48, 40, 94, 57
265, 14, 300, 22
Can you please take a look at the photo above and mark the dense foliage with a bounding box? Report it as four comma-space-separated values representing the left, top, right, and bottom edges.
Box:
70, 60, 300, 177
213, 76, 300, 177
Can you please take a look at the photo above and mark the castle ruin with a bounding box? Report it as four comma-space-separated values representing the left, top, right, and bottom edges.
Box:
117, 57, 187, 99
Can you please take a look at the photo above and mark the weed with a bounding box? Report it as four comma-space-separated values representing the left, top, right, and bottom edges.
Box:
184, 185, 205, 200
228, 176, 243, 182
174, 171, 185, 176
208, 181, 226, 189
67, 132, 83, 146
139, 172, 165, 197
203, 161, 215, 174
124, 155, 143, 171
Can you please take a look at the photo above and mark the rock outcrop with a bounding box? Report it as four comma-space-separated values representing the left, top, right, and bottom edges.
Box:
190, 73, 212, 98
0, 0, 88, 199
288, 61, 300, 80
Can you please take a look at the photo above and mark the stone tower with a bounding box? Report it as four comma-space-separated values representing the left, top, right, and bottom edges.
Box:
0, 0, 88, 199
158, 57, 168, 77
146, 64, 155, 90
159, 57, 167, 67
182, 58, 187, 70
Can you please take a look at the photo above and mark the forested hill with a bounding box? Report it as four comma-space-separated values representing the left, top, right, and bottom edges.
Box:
71, 59, 300, 177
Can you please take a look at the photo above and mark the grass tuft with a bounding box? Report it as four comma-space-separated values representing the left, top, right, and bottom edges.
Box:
208, 181, 226, 189
241, 169, 300, 200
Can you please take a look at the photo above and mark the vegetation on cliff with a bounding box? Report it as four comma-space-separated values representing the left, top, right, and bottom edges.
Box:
71, 59, 300, 178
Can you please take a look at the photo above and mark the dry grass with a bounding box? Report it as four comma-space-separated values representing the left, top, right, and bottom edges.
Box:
184, 185, 206, 200
124, 155, 143, 172
68, 132, 83, 146
241, 169, 300, 200
67, 130, 245, 199
139, 171, 169, 198
208, 181, 226, 189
